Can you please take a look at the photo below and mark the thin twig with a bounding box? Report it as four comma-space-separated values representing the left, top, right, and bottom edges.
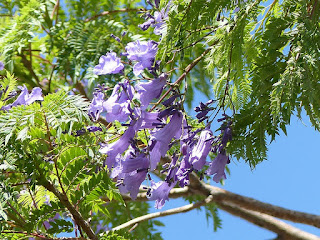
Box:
109, 195, 214, 232
84, 9, 140, 22
150, 46, 213, 111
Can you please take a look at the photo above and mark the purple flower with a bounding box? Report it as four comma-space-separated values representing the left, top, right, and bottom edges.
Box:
2, 86, 43, 110
0, 61, 4, 71
135, 108, 161, 129
176, 157, 192, 187
221, 124, 232, 149
121, 152, 149, 174
120, 169, 148, 200
88, 92, 105, 121
125, 40, 158, 76
189, 129, 213, 171
87, 126, 102, 132
103, 81, 134, 122
112, 150, 149, 200
99, 125, 136, 169
153, 2, 170, 35
149, 111, 183, 170
148, 180, 175, 209
135, 73, 167, 109
138, 18, 155, 31
93, 52, 124, 75
43, 213, 59, 229
206, 151, 229, 183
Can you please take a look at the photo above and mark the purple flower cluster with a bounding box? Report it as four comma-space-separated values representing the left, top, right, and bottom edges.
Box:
89, 24, 232, 209
89, 75, 232, 208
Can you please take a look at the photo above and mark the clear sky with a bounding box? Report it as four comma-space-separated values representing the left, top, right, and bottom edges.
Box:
150, 110, 320, 239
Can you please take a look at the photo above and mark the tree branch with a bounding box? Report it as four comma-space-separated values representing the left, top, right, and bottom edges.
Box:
188, 173, 320, 228
84, 9, 141, 22
109, 195, 214, 232
205, 185, 320, 229
41, 180, 98, 240
218, 201, 320, 240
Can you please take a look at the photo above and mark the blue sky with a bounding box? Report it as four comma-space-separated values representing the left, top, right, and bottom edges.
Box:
151, 111, 320, 239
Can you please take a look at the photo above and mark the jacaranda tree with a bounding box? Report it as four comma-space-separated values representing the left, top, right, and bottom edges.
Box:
0, 0, 319, 239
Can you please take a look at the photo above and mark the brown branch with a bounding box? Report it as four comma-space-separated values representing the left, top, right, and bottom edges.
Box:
109, 195, 214, 232
41, 180, 97, 240
19, 53, 40, 85
74, 81, 89, 100
84, 9, 141, 22
188, 173, 320, 229
218, 201, 320, 240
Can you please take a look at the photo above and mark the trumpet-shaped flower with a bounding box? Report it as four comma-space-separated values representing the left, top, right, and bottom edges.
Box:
189, 129, 213, 170
148, 180, 175, 209
206, 151, 229, 183
103, 81, 134, 122
149, 111, 183, 170
2, 86, 43, 111
93, 52, 124, 75
100, 125, 136, 168
135, 73, 167, 109
88, 92, 105, 121
125, 40, 158, 76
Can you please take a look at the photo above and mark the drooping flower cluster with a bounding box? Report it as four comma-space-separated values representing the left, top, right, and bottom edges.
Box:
88, 3, 232, 209
90, 44, 232, 209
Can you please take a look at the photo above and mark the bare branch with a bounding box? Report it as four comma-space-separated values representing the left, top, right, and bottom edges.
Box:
84, 9, 141, 22
109, 195, 214, 232
188, 173, 320, 228
218, 201, 320, 240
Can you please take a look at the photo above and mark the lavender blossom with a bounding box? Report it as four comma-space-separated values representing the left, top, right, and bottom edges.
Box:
113, 150, 149, 200
148, 180, 175, 209
176, 157, 192, 187
103, 81, 134, 122
135, 108, 161, 129
125, 40, 158, 76
138, 18, 155, 31
0, 61, 4, 70
120, 169, 148, 200
189, 129, 213, 171
43, 213, 60, 229
93, 52, 124, 75
206, 151, 229, 183
87, 126, 103, 132
135, 73, 167, 109
99, 125, 136, 169
2, 86, 43, 110
88, 92, 105, 121
149, 111, 183, 170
